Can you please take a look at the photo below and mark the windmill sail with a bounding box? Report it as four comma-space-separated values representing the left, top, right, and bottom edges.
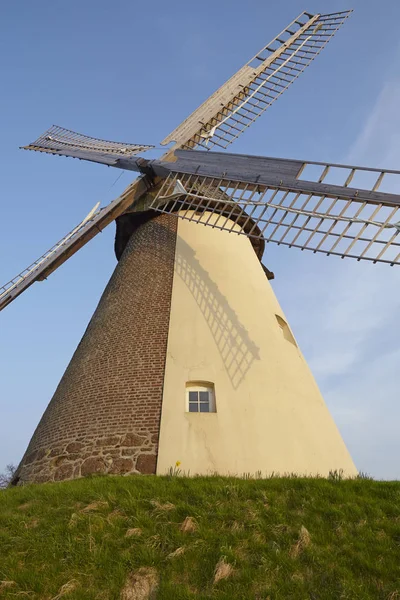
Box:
161, 10, 352, 152
22, 125, 154, 168
0, 177, 150, 311
150, 150, 400, 266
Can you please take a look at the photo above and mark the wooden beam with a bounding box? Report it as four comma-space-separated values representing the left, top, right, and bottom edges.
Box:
0, 177, 151, 311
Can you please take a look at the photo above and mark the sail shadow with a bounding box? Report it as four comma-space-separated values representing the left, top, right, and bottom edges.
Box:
175, 237, 260, 389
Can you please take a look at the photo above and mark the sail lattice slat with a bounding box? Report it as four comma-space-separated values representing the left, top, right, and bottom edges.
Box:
0, 176, 150, 312
150, 162, 400, 266
0, 204, 103, 311
161, 10, 352, 152
23, 125, 154, 158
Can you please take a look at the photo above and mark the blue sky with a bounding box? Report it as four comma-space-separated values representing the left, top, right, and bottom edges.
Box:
1, 0, 400, 479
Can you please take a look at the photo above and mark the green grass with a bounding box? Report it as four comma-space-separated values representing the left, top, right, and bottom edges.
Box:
0, 475, 400, 599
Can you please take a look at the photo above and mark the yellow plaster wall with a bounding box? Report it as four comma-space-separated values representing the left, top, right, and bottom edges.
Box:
156, 212, 357, 477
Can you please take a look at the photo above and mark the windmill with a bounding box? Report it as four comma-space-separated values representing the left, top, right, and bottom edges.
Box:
3, 9, 400, 485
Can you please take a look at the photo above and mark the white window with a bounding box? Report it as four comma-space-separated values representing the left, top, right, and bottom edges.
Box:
186, 382, 216, 413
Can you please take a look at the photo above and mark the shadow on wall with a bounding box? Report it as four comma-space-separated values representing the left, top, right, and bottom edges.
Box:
175, 236, 260, 389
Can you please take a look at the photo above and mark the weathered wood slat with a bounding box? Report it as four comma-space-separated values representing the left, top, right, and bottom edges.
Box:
160, 11, 345, 151
0, 177, 150, 311
22, 145, 146, 172
153, 150, 400, 207
23, 125, 153, 157
151, 171, 400, 266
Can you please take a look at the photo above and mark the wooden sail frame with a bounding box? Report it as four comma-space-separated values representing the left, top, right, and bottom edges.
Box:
22, 125, 154, 158
150, 153, 400, 266
161, 10, 352, 151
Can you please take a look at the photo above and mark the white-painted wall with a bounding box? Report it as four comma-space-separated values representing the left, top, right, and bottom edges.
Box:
157, 212, 357, 477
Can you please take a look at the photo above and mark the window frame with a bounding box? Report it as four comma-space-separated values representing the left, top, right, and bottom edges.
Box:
186, 382, 216, 414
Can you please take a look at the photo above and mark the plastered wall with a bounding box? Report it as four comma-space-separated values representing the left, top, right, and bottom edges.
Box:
157, 212, 357, 477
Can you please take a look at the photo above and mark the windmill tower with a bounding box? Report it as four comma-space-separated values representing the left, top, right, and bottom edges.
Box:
2, 9, 400, 484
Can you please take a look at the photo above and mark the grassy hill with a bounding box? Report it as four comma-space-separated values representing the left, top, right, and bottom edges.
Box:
0, 474, 399, 599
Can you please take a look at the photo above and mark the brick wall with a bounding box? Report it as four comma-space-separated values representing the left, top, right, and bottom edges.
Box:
14, 212, 178, 484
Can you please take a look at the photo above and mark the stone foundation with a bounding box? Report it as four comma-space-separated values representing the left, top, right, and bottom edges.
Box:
18, 432, 157, 484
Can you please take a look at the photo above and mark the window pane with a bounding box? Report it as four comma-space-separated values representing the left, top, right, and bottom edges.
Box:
200, 403, 209, 413
189, 391, 198, 402
189, 402, 198, 412
199, 391, 209, 403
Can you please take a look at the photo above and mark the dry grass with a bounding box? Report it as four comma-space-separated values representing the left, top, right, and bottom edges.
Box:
213, 557, 234, 584
167, 546, 186, 559
290, 525, 311, 558
81, 500, 108, 513
125, 527, 143, 538
50, 580, 78, 600
120, 568, 158, 600
150, 500, 175, 512
179, 516, 197, 533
